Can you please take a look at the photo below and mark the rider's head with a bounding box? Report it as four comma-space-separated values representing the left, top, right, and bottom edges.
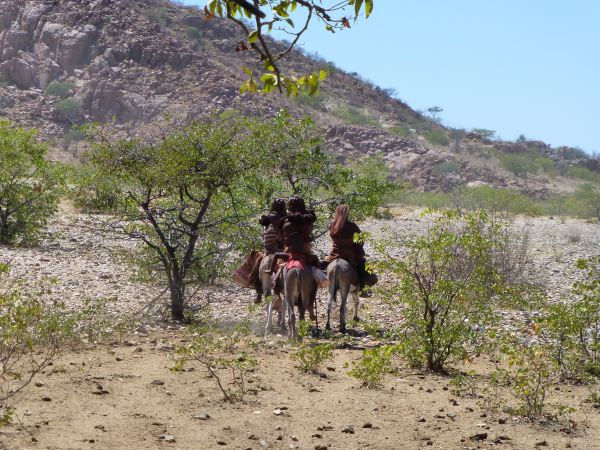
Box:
331, 204, 350, 235
270, 198, 286, 215
288, 195, 307, 214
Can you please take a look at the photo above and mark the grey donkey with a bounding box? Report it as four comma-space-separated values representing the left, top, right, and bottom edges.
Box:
260, 254, 286, 336
281, 265, 315, 339
326, 258, 360, 334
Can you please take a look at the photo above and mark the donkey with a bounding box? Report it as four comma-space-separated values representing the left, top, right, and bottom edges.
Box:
326, 258, 360, 334
262, 254, 286, 336
282, 265, 314, 339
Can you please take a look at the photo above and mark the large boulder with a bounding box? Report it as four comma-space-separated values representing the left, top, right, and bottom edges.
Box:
40, 22, 98, 72
82, 81, 146, 123
10, 57, 36, 89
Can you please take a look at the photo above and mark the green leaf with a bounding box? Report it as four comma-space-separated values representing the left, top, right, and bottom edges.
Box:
354, 0, 364, 17
248, 30, 259, 43
284, 18, 294, 27
365, 0, 373, 18
319, 69, 328, 81
242, 66, 253, 77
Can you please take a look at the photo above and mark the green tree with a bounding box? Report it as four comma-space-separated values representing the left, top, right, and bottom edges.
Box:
0, 121, 65, 245
85, 113, 391, 320
54, 97, 82, 124
206, 0, 373, 95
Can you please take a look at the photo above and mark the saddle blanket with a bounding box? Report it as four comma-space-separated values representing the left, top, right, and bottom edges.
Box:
285, 253, 306, 271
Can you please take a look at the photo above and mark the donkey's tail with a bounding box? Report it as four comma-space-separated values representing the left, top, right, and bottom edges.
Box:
328, 260, 339, 305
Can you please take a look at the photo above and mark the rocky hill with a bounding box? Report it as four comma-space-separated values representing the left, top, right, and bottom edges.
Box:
1, 0, 598, 196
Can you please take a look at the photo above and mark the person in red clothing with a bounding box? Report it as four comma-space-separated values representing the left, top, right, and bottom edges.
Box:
248, 198, 286, 299
324, 204, 377, 292
282, 195, 318, 266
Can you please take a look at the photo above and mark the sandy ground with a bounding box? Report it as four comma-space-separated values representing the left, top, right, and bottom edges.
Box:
0, 328, 599, 450
0, 208, 599, 449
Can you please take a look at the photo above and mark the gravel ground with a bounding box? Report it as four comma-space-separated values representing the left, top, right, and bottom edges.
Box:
0, 207, 598, 331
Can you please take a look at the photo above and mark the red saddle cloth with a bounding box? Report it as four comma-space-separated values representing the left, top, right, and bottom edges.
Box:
285, 253, 306, 271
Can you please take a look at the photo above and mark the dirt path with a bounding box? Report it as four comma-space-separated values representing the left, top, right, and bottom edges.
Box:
1, 329, 598, 450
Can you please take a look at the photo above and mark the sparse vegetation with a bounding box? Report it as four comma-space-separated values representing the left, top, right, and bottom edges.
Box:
424, 129, 450, 146
185, 25, 202, 41
499, 153, 539, 177
348, 345, 396, 388
332, 106, 379, 127
0, 264, 75, 425
54, 97, 82, 124
373, 210, 526, 373
292, 343, 333, 374
44, 81, 75, 98
173, 323, 258, 402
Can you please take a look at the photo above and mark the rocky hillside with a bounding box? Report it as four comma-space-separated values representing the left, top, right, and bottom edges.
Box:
1, 0, 598, 195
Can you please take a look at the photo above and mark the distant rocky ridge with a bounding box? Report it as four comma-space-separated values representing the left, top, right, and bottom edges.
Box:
0, 0, 598, 195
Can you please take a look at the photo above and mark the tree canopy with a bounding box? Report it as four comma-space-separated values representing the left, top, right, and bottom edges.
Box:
83, 112, 391, 320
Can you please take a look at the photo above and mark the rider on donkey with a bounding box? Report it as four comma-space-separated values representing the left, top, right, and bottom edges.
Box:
248, 198, 287, 302
323, 204, 377, 294
273, 195, 320, 319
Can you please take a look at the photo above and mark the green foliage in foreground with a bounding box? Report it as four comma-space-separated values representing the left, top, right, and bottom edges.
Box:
0, 121, 66, 245
348, 345, 396, 388
0, 265, 75, 425
81, 112, 393, 320
372, 210, 527, 372
173, 323, 258, 402
292, 343, 333, 374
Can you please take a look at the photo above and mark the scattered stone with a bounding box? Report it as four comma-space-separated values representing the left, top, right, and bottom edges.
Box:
192, 412, 210, 420
158, 434, 176, 443
41, 396, 52, 402
35, 382, 44, 387
362, 422, 373, 429
273, 409, 284, 416
469, 432, 488, 441
150, 379, 164, 386
217, 441, 227, 446
314, 446, 328, 450
259, 439, 269, 448
535, 441, 549, 447
341, 425, 354, 434
498, 418, 506, 424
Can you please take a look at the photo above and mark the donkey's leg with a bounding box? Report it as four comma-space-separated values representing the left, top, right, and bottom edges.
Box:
352, 290, 360, 322
339, 285, 351, 334
265, 300, 274, 337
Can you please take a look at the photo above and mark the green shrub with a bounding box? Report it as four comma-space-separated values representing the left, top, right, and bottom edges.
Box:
388, 124, 411, 138
332, 106, 379, 126
424, 129, 450, 146
44, 81, 75, 98
294, 91, 326, 110
566, 166, 600, 183
373, 210, 525, 372
0, 121, 66, 245
173, 324, 258, 402
292, 343, 333, 373
55, 97, 82, 124
185, 25, 202, 40
348, 345, 395, 388
495, 338, 557, 418
499, 153, 539, 177
431, 161, 459, 175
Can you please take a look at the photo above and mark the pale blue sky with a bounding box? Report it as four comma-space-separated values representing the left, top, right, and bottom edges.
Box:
179, 0, 599, 154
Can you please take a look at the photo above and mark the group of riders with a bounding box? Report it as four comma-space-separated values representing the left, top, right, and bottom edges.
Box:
237, 195, 377, 319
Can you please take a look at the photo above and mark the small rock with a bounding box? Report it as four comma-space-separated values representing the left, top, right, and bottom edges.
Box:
41, 396, 52, 402
291, 435, 298, 441
259, 439, 269, 448
535, 441, 549, 447
158, 434, 176, 443
314, 446, 328, 450
498, 418, 506, 424
273, 409, 284, 416
35, 382, 44, 387
151, 380, 165, 386
341, 425, 354, 434
193, 412, 210, 420
362, 422, 373, 429
217, 441, 227, 446
469, 432, 488, 441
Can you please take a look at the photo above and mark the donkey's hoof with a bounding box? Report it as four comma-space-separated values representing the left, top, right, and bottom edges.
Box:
340, 326, 347, 335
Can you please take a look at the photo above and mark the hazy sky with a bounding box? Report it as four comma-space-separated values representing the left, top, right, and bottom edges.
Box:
179, 1, 599, 153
